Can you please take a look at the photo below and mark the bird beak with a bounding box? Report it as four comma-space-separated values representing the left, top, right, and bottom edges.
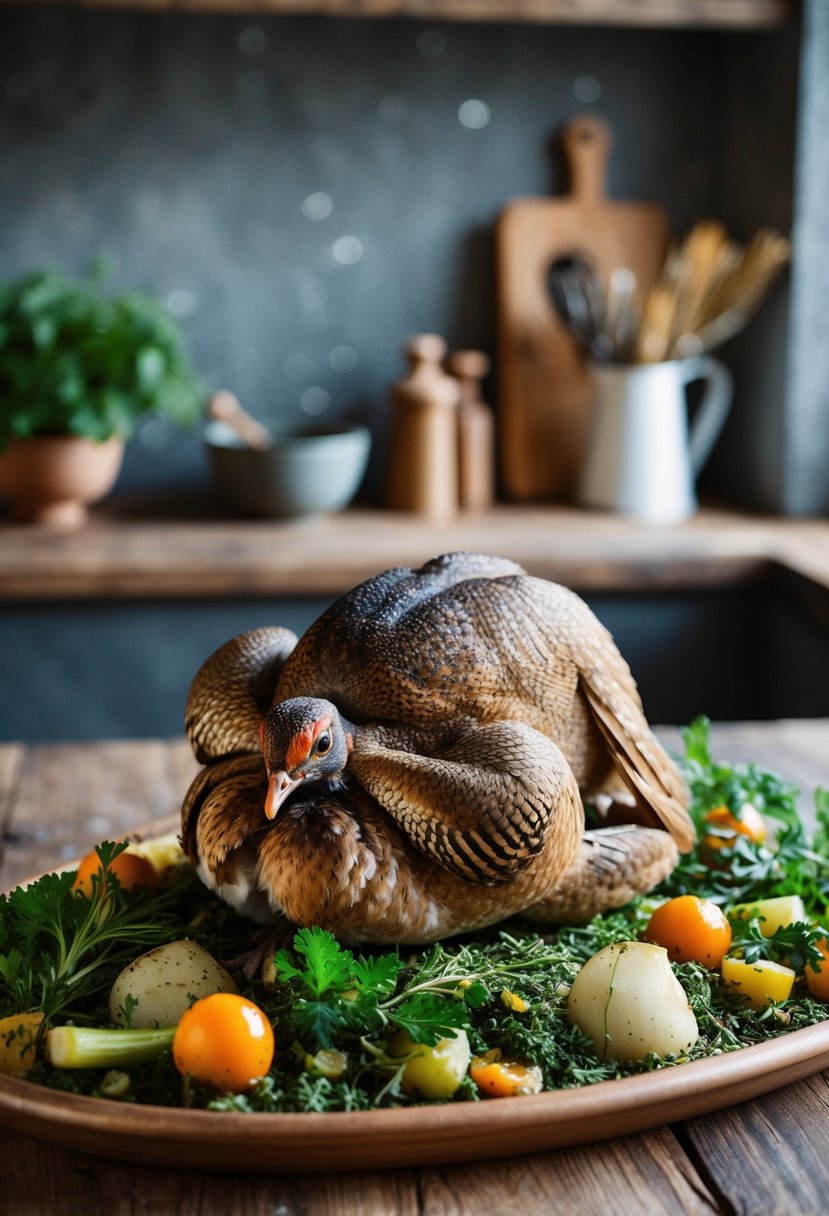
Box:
264, 770, 303, 820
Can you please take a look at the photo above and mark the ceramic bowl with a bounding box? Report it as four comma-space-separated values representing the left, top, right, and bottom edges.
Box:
205, 419, 371, 518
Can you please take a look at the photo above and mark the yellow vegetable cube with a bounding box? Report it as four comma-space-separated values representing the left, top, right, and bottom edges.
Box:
721, 956, 796, 1009
387, 1028, 470, 1100
0, 1012, 44, 1076
729, 894, 807, 937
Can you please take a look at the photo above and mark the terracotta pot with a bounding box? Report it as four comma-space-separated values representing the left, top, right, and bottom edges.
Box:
0, 434, 125, 527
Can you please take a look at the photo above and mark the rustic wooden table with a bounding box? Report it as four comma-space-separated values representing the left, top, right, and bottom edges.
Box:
1, 720, 828, 1216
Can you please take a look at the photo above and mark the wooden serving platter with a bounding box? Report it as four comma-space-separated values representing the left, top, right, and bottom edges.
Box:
2, 824, 829, 1173
1, 1021, 828, 1172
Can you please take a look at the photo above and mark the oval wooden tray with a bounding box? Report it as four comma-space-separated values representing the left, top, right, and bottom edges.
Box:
2, 1019, 829, 1172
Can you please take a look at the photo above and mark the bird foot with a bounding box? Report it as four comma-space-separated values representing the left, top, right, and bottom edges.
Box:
222, 918, 297, 982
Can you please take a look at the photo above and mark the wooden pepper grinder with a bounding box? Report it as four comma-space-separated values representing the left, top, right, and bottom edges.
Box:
386, 334, 460, 519
447, 349, 495, 511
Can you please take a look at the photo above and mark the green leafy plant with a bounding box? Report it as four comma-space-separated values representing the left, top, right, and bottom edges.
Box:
0, 264, 205, 451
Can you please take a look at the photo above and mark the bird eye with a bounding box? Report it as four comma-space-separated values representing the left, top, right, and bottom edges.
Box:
316, 731, 331, 755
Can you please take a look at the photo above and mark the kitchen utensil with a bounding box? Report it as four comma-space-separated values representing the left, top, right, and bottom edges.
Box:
495, 113, 670, 500
576, 355, 733, 523
605, 267, 639, 362
547, 253, 612, 361
208, 390, 272, 451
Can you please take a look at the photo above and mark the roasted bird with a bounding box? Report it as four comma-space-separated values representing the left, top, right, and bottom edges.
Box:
181, 552, 693, 943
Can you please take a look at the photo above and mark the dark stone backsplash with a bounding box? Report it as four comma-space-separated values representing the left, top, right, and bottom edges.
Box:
0, 8, 798, 503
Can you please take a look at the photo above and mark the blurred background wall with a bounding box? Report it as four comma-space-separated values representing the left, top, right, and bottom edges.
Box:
0, 7, 802, 505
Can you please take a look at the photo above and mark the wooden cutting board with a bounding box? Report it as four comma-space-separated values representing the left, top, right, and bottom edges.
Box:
495, 115, 671, 502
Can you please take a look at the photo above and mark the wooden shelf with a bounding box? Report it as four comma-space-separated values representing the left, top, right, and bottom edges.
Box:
1, 499, 828, 601
4, 0, 796, 28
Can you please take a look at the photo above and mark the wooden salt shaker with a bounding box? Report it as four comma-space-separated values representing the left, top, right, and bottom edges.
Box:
447, 349, 495, 511
386, 334, 460, 519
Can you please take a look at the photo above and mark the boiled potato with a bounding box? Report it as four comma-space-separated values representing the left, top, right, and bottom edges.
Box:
387, 1028, 470, 1100
567, 941, 698, 1063
109, 940, 237, 1029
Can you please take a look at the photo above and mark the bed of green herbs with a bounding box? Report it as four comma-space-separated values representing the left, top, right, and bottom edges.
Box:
2, 717, 828, 1114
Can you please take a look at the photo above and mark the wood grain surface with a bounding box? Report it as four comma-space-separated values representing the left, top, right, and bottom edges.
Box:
3, 501, 829, 602
0, 721, 828, 1212
0, 0, 794, 29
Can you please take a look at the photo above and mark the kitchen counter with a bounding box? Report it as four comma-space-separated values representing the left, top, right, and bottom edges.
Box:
1, 719, 828, 1214
2, 499, 829, 601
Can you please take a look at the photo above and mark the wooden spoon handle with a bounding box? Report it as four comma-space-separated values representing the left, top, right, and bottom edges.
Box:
208, 391, 272, 451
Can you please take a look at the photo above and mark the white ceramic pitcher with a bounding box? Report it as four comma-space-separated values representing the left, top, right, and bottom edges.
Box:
576, 355, 733, 523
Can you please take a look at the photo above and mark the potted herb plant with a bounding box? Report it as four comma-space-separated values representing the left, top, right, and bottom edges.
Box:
0, 265, 205, 525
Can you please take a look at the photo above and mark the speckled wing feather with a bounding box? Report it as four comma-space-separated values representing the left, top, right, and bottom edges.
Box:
545, 585, 694, 852
273, 551, 692, 857
185, 626, 298, 763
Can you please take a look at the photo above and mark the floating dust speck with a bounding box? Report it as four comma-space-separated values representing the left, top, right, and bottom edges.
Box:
458, 99, 490, 130
238, 25, 267, 55
329, 345, 358, 373
573, 76, 602, 103
302, 191, 334, 222
300, 386, 331, 415
166, 288, 197, 318
417, 28, 447, 58
331, 236, 364, 266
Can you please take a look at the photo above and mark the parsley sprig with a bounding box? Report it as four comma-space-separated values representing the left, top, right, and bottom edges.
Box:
658, 716, 829, 914
271, 927, 487, 1050
0, 841, 181, 1028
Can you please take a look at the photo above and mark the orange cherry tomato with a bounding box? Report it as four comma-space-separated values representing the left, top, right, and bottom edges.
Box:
805, 937, 829, 1003
646, 895, 732, 968
73, 847, 159, 898
173, 993, 275, 1092
470, 1054, 543, 1097
702, 803, 767, 853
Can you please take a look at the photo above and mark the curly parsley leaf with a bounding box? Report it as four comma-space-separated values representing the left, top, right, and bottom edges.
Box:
729, 917, 826, 972
387, 993, 470, 1046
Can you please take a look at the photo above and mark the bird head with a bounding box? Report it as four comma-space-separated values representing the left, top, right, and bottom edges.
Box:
259, 696, 353, 820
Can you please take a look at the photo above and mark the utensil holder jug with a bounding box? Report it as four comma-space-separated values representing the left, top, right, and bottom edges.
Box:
576, 355, 733, 523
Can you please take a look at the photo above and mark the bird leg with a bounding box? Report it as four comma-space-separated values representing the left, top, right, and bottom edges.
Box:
221, 917, 297, 983
521, 825, 679, 925
349, 721, 582, 885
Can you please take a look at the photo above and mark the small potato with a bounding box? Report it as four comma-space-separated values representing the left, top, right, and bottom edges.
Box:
109, 940, 237, 1029
567, 941, 698, 1063
387, 1028, 471, 1100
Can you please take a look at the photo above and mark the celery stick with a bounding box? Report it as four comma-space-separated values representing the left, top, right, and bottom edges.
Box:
47, 1025, 175, 1068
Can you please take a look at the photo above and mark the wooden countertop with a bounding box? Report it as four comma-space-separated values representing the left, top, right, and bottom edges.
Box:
2, 499, 829, 601
1, 719, 829, 1214
1, 0, 795, 30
